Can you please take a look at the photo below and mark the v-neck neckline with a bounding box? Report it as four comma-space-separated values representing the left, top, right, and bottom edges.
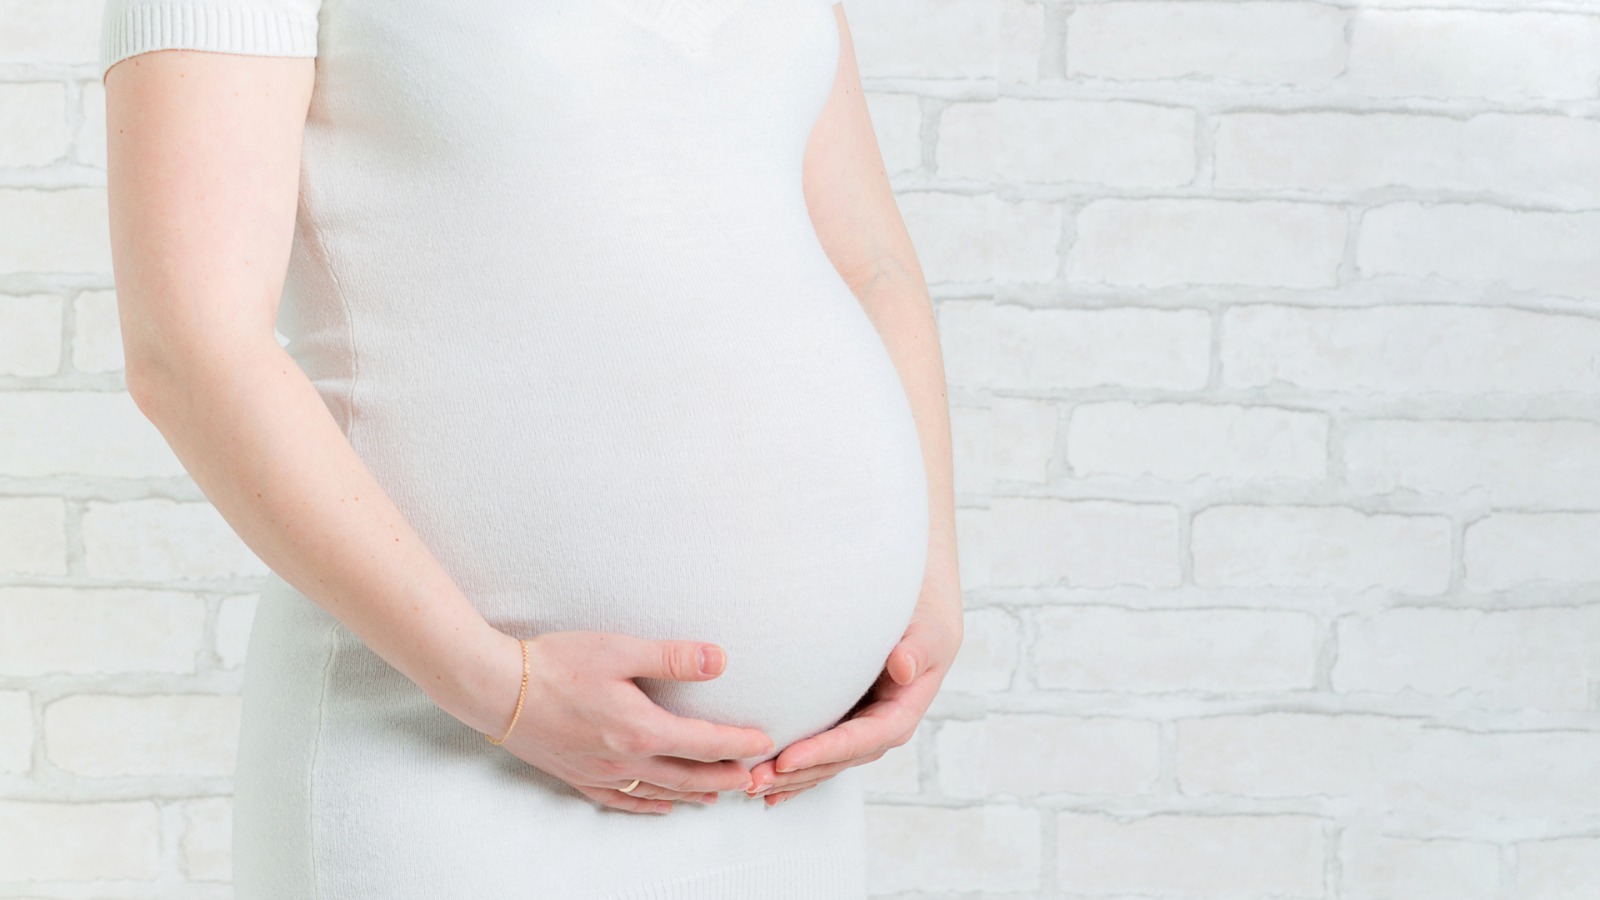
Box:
608, 0, 747, 57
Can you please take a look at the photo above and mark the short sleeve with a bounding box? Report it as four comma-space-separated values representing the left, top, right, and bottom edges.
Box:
100, 0, 321, 82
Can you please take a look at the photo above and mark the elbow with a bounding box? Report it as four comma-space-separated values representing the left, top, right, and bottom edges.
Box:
123, 337, 283, 423
123, 355, 179, 423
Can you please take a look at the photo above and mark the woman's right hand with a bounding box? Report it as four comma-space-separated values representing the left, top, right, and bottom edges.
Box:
449, 627, 775, 815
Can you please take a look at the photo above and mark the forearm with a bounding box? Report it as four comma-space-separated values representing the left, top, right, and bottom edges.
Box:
846, 257, 961, 614
128, 338, 516, 735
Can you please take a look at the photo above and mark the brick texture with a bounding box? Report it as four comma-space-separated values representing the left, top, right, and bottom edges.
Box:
8, 0, 1598, 896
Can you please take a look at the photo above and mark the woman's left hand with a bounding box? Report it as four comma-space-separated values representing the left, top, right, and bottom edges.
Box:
744, 590, 963, 806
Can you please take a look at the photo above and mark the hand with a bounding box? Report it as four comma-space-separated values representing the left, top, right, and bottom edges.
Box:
447, 628, 776, 815
744, 594, 963, 806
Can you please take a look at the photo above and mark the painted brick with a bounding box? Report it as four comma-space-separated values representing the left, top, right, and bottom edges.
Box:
866, 803, 1041, 893
0, 188, 111, 274
0, 799, 161, 881
1056, 811, 1325, 895
44, 693, 240, 777
1192, 504, 1451, 593
1333, 606, 1600, 710
963, 496, 1181, 588
1177, 713, 1600, 827
1359, 203, 1600, 301
1069, 198, 1346, 289
1341, 829, 1499, 900
940, 98, 1195, 187
81, 498, 268, 581
0, 293, 62, 376
1035, 606, 1318, 693
1066, 1, 1347, 84
1464, 512, 1600, 591
1216, 111, 1600, 205
1067, 401, 1327, 481
0, 587, 207, 676
1347, 9, 1600, 100
940, 300, 1210, 391
0, 496, 67, 576
0, 390, 183, 478
1344, 418, 1600, 507
1514, 838, 1600, 899
901, 192, 1060, 284
1223, 305, 1600, 395
936, 714, 1160, 798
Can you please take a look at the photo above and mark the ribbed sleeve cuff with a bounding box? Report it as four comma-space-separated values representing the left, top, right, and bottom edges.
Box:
100, 1, 319, 81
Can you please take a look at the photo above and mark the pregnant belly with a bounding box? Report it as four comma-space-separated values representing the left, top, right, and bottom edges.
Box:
348, 271, 931, 766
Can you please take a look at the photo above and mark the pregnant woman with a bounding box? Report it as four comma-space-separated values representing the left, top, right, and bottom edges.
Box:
100, 0, 962, 896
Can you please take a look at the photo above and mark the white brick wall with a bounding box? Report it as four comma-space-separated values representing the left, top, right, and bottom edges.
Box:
6, 0, 1600, 897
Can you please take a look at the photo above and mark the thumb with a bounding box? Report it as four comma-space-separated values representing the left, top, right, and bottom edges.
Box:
886, 630, 928, 686
624, 637, 727, 682
883, 611, 940, 682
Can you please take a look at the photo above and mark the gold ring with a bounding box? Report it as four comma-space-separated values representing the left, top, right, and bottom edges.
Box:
619, 778, 642, 794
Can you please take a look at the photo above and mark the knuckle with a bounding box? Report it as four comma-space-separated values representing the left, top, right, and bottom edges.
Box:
600, 727, 638, 756
618, 728, 653, 756
662, 645, 692, 681
592, 755, 626, 778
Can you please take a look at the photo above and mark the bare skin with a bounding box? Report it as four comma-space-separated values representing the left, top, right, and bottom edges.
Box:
102, 2, 959, 817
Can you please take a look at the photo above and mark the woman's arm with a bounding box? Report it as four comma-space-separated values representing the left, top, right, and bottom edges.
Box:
105, 49, 772, 813
804, 4, 961, 624
107, 49, 519, 734
745, 3, 965, 803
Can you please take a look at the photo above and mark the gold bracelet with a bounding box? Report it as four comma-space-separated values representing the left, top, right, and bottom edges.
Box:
485, 637, 530, 745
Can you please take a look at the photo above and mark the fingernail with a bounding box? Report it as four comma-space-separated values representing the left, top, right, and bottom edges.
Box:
698, 792, 718, 804
699, 646, 724, 675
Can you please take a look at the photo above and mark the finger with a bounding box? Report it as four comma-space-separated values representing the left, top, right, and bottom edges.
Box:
612, 779, 720, 804
773, 709, 901, 773
641, 755, 757, 793
775, 671, 941, 772
572, 783, 673, 815
764, 784, 818, 806
600, 787, 676, 813
637, 705, 776, 763
886, 612, 950, 686
755, 751, 881, 795
617, 635, 728, 683
745, 758, 779, 789
885, 640, 918, 686
752, 750, 884, 795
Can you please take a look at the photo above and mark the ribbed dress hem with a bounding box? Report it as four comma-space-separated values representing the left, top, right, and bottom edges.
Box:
606, 850, 862, 899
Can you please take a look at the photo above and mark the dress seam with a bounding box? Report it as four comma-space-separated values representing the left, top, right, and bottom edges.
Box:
300, 135, 361, 447
306, 617, 338, 900
298, 153, 352, 900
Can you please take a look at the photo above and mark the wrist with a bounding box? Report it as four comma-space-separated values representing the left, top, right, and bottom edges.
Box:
426, 619, 529, 738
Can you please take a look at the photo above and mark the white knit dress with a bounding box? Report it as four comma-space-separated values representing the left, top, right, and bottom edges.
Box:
101, 1, 930, 897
